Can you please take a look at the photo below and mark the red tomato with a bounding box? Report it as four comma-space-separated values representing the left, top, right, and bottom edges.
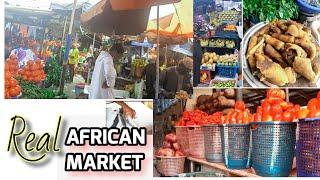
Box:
280, 101, 294, 111
262, 114, 273, 122
307, 98, 320, 111
271, 104, 283, 116
262, 101, 271, 115
297, 108, 309, 119
282, 112, 293, 122
317, 91, 320, 99
266, 97, 284, 105
235, 100, 246, 111
308, 109, 320, 118
267, 89, 286, 100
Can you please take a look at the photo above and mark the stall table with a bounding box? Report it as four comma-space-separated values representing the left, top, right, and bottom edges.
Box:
187, 157, 297, 177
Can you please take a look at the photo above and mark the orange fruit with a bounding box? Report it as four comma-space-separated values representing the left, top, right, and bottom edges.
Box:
15, 85, 21, 94
9, 88, 18, 97
27, 60, 34, 66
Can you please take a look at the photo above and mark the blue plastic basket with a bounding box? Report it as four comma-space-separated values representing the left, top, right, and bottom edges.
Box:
203, 124, 223, 163
251, 121, 296, 177
216, 64, 239, 78
296, 0, 320, 14
296, 118, 320, 177
220, 124, 251, 169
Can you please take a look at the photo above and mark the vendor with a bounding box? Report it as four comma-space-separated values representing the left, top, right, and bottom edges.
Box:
145, 54, 165, 99
68, 43, 79, 81
89, 43, 124, 99
160, 57, 193, 98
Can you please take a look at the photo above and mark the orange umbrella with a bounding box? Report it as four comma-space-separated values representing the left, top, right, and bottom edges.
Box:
109, 0, 181, 10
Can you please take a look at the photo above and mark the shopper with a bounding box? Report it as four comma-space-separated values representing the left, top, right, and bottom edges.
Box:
89, 43, 124, 99
145, 54, 165, 99
68, 43, 79, 82
160, 57, 193, 98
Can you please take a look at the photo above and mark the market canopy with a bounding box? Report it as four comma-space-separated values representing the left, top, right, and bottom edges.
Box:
80, 0, 151, 35
80, 0, 182, 35
139, 0, 192, 45
109, 0, 181, 10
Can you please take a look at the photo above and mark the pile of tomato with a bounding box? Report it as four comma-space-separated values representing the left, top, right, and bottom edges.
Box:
5, 72, 21, 99
20, 60, 46, 83
302, 91, 320, 118
5, 54, 19, 77
175, 110, 208, 126
176, 89, 320, 127
223, 100, 253, 124
252, 89, 301, 122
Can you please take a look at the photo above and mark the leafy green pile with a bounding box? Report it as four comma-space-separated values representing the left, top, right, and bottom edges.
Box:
18, 78, 56, 99
244, 0, 299, 22
44, 55, 62, 87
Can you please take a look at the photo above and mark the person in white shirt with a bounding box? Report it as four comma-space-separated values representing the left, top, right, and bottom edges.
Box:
89, 43, 124, 99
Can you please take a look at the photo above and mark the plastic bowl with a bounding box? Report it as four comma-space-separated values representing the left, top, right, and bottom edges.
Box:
296, 0, 320, 14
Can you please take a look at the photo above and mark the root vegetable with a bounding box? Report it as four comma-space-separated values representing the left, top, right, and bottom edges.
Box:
218, 96, 235, 107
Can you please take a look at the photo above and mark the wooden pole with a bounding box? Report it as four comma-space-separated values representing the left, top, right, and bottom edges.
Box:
59, 0, 78, 95
155, 5, 160, 99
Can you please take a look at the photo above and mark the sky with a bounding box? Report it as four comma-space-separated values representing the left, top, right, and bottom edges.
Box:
5, 0, 176, 20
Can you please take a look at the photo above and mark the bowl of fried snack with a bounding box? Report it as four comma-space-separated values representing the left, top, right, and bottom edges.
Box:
242, 20, 320, 87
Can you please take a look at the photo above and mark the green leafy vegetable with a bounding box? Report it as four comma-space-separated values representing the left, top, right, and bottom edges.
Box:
244, 0, 299, 22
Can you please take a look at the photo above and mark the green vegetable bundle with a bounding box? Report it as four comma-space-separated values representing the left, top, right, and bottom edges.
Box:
18, 78, 56, 99
244, 0, 299, 22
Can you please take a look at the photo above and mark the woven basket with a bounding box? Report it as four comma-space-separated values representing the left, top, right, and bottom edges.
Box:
156, 156, 186, 176
187, 126, 205, 158
175, 126, 189, 155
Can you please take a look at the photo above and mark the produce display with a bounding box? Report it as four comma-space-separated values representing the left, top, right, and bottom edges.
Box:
243, 0, 298, 22
201, 53, 238, 69
216, 10, 240, 23
156, 133, 185, 157
18, 78, 56, 99
303, 91, 320, 117
252, 89, 302, 122
20, 60, 46, 83
132, 57, 148, 79
211, 80, 236, 88
5, 54, 19, 77
195, 89, 236, 115
223, 100, 253, 124
4, 72, 21, 99
209, 39, 236, 48
245, 20, 320, 86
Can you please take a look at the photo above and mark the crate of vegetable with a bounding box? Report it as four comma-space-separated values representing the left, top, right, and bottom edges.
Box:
220, 101, 253, 169
156, 133, 186, 176
216, 62, 239, 78
210, 80, 237, 88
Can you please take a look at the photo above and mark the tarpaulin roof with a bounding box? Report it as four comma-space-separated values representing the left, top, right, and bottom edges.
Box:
109, 0, 180, 10
80, 0, 151, 35
141, 0, 193, 45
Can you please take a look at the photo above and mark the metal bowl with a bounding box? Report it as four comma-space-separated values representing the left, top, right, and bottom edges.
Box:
241, 22, 320, 87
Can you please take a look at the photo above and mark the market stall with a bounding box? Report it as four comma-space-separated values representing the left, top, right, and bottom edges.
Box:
153, 88, 320, 177
243, 0, 320, 88
194, 0, 242, 88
